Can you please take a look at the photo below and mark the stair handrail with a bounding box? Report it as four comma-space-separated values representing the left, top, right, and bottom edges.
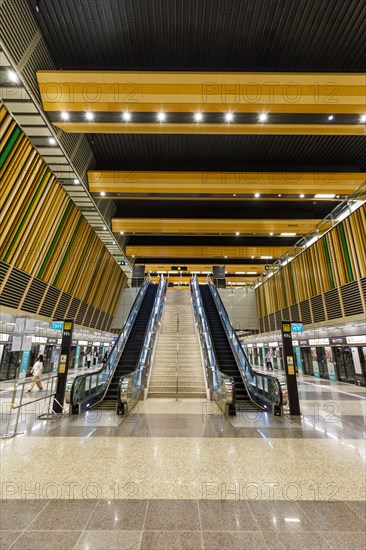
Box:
117, 274, 167, 411
206, 277, 284, 415
70, 278, 151, 412
191, 276, 235, 407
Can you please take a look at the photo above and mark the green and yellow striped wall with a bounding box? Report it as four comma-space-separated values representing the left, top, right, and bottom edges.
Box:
256, 204, 366, 330
0, 104, 126, 330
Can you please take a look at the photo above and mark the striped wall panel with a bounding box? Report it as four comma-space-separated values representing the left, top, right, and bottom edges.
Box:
0, 104, 126, 329
257, 204, 366, 330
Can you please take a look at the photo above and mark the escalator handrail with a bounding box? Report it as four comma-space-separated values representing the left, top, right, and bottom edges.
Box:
206, 277, 283, 413
117, 275, 167, 407
70, 278, 151, 410
190, 276, 236, 401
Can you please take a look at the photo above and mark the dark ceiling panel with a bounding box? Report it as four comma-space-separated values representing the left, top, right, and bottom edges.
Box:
88, 134, 366, 172
29, 0, 366, 71
126, 236, 298, 247
115, 199, 339, 220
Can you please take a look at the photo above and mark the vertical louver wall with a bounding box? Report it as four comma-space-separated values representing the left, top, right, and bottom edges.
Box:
256, 204, 366, 332
0, 104, 126, 330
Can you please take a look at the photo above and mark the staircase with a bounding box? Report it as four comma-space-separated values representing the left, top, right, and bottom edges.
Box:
200, 284, 260, 411
148, 289, 207, 399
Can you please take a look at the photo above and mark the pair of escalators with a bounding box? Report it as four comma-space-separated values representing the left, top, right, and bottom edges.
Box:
70, 280, 283, 415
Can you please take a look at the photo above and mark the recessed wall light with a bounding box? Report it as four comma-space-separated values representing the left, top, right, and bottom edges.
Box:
157, 112, 166, 122
225, 112, 234, 123
258, 113, 268, 122
194, 112, 203, 122
122, 112, 131, 122
7, 69, 18, 83
85, 112, 94, 121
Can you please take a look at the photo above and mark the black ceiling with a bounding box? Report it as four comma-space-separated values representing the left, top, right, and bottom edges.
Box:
88, 134, 366, 172
30, 0, 366, 71
116, 199, 339, 220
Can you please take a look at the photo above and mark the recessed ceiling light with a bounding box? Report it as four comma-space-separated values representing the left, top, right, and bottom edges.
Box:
60, 111, 69, 121
120, 231, 124, 235
73, 178, 79, 184
261, 255, 273, 259
225, 112, 234, 123
85, 112, 94, 121
224, 255, 227, 259
7, 69, 18, 83
314, 193, 335, 199
360, 114, 366, 123
254, 193, 260, 198
48, 137, 56, 145
235, 231, 240, 236
258, 113, 268, 122
100, 192, 105, 196
246, 272, 257, 275
122, 112, 131, 122
157, 112, 166, 122
328, 115, 334, 121
233, 193, 236, 197
300, 194, 305, 198
103, 226, 107, 230
269, 232, 273, 236
235, 271, 246, 274
280, 232, 297, 237
251, 256, 255, 259
132, 255, 135, 258
278, 194, 282, 197
194, 112, 203, 122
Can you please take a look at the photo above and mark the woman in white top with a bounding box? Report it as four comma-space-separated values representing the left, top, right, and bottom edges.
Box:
27, 354, 44, 391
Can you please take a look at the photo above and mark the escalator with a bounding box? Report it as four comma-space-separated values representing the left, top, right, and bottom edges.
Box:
99, 283, 158, 408
199, 284, 260, 411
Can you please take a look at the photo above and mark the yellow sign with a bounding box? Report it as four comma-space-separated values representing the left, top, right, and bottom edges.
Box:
287, 356, 294, 365
288, 364, 295, 375
283, 323, 291, 333
64, 322, 72, 330
59, 363, 66, 373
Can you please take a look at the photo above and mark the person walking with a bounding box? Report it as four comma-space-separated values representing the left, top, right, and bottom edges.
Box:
27, 354, 44, 392
266, 350, 273, 371
86, 352, 92, 369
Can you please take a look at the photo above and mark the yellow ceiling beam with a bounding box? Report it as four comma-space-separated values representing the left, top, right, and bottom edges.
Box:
126, 245, 289, 259
54, 122, 365, 135
113, 218, 322, 234
89, 170, 361, 195
37, 71, 366, 114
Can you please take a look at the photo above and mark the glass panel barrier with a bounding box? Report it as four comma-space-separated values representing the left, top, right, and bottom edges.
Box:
206, 277, 284, 415
70, 278, 151, 412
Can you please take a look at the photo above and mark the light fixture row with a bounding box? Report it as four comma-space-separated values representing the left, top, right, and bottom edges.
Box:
100, 191, 337, 199
59, 111, 366, 124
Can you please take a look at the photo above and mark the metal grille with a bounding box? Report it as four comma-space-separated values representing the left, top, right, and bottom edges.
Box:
275, 310, 282, 330
264, 315, 270, 333
66, 297, 80, 320
0, 267, 30, 309
54, 292, 71, 319
98, 312, 106, 330
290, 303, 301, 322
0, 261, 10, 289
39, 286, 61, 317
269, 312, 276, 332
259, 317, 265, 333
22, 278, 47, 314
324, 288, 342, 320
341, 280, 364, 316
300, 300, 312, 325
282, 307, 290, 321
83, 305, 94, 327
361, 277, 366, 302
90, 308, 100, 328
311, 295, 326, 323
76, 302, 88, 325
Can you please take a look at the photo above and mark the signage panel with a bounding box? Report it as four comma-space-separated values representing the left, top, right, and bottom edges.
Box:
51, 321, 64, 331
281, 321, 301, 415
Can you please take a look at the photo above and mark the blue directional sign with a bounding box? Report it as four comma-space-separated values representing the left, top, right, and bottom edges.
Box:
51, 321, 64, 331
291, 323, 303, 333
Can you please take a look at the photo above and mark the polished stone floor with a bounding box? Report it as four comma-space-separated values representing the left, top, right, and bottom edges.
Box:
1, 374, 365, 548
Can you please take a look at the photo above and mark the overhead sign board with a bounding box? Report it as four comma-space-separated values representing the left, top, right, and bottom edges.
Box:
291, 323, 303, 333
51, 321, 64, 331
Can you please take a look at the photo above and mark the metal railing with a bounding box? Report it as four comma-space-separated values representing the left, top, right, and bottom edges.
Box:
206, 277, 285, 415
0, 373, 61, 439
117, 275, 167, 413
191, 276, 235, 414
70, 278, 150, 413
